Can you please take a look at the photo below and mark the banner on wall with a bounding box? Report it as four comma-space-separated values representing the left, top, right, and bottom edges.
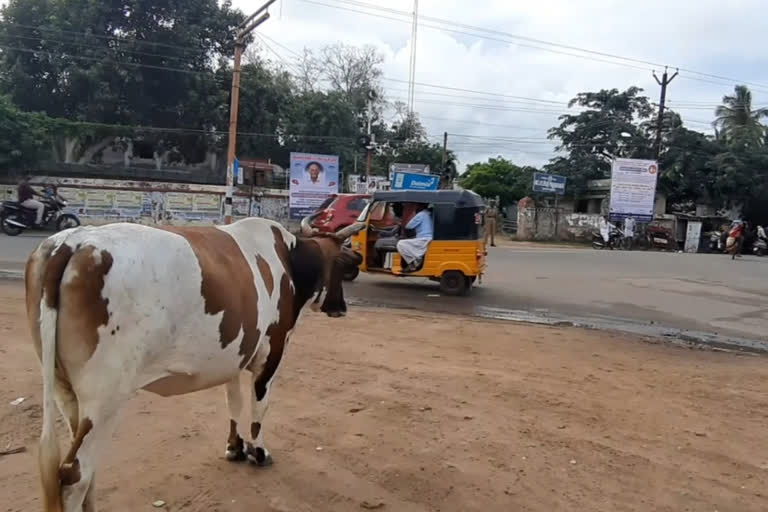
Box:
609, 158, 659, 222
289, 152, 339, 219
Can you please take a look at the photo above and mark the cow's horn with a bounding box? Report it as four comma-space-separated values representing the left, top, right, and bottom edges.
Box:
334, 222, 364, 241
300, 213, 321, 236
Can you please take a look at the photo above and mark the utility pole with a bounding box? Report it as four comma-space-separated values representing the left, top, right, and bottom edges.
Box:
652, 66, 679, 161
224, 0, 277, 224
440, 131, 448, 189
365, 90, 376, 179
441, 131, 447, 168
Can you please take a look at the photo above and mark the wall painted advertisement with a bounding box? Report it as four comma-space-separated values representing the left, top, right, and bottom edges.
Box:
609, 158, 659, 222
289, 152, 339, 219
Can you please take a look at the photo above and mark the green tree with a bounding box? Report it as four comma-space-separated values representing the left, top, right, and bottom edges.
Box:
657, 122, 723, 206
546, 87, 654, 194
281, 90, 359, 170
459, 157, 537, 206
714, 85, 768, 148
0, 96, 51, 170
232, 57, 295, 162
372, 111, 457, 183
0, 0, 244, 162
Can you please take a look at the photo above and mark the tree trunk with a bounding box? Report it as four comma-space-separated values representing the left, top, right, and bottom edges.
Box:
123, 140, 134, 168
77, 137, 113, 164
64, 137, 80, 164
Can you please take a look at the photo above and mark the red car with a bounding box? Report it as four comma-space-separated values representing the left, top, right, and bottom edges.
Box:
308, 194, 371, 233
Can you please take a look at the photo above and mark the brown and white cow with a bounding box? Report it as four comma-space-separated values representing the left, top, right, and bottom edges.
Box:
24, 217, 362, 511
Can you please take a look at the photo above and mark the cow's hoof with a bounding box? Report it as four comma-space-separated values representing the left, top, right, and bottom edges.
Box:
225, 447, 246, 462
310, 302, 321, 312
246, 445, 273, 467
327, 311, 343, 318
253, 453, 274, 467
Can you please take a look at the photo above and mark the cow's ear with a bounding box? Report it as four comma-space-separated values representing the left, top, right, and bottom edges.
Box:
320, 248, 360, 318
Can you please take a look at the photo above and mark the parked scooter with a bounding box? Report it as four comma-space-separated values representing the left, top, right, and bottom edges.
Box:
0, 194, 80, 236
753, 238, 766, 256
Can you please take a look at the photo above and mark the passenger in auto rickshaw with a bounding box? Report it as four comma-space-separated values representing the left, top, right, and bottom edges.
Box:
397, 202, 434, 272
370, 202, 433, 272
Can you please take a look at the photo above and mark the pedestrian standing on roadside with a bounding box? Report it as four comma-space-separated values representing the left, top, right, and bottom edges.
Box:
624, 217, 635, 248
484, 199, 498, 247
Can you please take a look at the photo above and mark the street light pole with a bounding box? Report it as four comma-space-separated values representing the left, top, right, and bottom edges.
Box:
224, 0, 277, 224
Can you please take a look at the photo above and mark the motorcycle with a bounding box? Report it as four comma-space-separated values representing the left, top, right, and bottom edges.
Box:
591, 227, 625, 250
753, 238, 767, 256
644, 225, 673, 251
0, 195, 80, 236
705, 231, 722, 253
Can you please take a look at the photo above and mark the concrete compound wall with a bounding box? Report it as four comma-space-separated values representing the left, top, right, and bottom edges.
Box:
561, 213, 603, 241
517, 206, 677, 243
516, 203, 602, 242
1, 176, 292, 227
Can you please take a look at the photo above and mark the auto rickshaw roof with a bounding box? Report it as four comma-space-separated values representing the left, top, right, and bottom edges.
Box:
371, 189, 485, 208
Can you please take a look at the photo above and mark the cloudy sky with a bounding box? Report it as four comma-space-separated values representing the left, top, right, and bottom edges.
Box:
239, 0, 768, 171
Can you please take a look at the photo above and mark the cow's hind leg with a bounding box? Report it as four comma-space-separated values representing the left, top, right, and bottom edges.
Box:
55, 382, 97, 511
225, 376, 246, 461
60, 400, 121, 512
246, 339, 288, 467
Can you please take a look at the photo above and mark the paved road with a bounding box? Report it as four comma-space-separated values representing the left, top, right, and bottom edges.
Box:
0, 232, 46, 271
2, 232, 767, 341
346, 245, 768, 341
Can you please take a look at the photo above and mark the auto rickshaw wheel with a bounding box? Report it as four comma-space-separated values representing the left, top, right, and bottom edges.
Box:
440, 271, 468, 296
342, 266, 360, 281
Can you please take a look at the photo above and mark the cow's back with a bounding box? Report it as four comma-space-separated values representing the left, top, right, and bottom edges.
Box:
26, 219, 295, 397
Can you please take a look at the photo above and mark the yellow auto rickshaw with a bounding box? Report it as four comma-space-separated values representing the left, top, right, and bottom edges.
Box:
343, 189, 487, 296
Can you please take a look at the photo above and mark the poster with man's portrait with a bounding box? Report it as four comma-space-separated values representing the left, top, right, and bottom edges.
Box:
289, 152, 339, 219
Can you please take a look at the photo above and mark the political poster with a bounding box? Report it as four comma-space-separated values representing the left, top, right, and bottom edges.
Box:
609, 158, 659, 222
289, 152, 339, 219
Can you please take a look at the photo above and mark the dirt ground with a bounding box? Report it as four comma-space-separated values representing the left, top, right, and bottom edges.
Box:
1, 281, 768, 512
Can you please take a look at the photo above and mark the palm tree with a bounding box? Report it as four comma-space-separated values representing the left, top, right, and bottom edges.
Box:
714, 85, 768, 146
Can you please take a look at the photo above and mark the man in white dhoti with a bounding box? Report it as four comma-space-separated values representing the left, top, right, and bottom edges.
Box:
397, 203, 433, 272
624, 217, 635, 239
599, 216, 614, 244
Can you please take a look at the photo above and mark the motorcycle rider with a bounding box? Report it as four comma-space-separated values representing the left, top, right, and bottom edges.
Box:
726, 220, 745, 260
17, 175, 45, 226
758, 225, 767, 243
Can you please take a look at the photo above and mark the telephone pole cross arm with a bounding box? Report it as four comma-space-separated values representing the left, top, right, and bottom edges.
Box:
224, 0, 277, 224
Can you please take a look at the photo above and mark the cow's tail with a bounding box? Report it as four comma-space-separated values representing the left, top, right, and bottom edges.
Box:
37, 244, 73, 512
40, 300, 63, 511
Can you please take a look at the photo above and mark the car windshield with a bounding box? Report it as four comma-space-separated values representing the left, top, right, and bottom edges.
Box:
356, 202, 371, 222
317, 197, 337, 211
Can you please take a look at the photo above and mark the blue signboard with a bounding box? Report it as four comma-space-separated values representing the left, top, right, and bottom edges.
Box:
533, 172, 567, 195
392, 171, 440, 191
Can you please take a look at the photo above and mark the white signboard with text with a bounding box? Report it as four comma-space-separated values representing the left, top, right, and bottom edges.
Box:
609, 158, 659, 222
